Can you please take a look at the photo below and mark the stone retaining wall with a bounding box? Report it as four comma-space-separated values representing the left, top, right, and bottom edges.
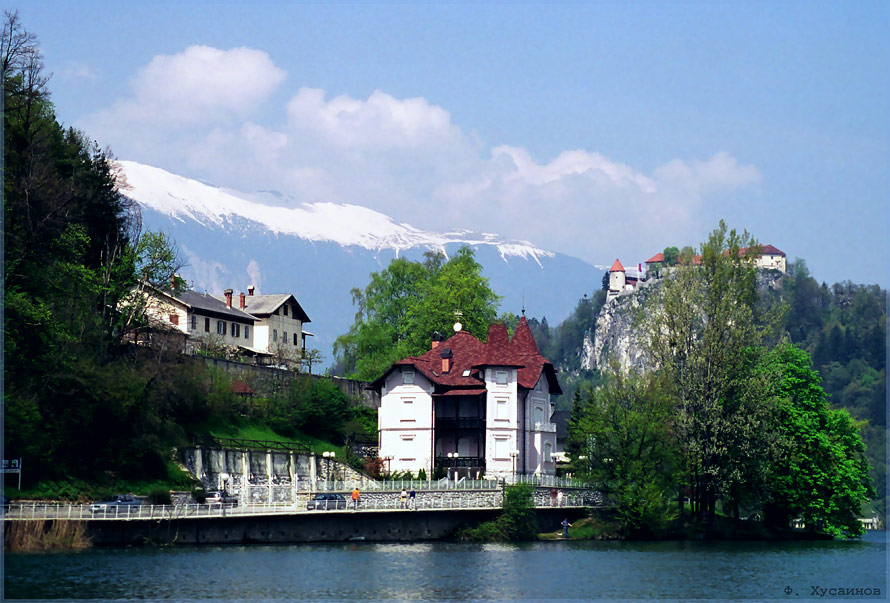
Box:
202, 357, 380, 408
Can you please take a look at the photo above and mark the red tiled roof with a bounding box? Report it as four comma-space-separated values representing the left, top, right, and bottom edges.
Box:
645, 252, 664, 264
371, 317, 561, 395
738, 244, 785, 257
434, 388, 487, 397
609, 259, 625, 272
231, 380, 254, 395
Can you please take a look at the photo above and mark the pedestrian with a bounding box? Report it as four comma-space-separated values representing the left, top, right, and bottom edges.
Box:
352, 486, 360, 511
550, 488, 558, 507
409, 488, 416, 510
561, 518, 572, 539
557, 489, 564, 507
400, 488, 407, 509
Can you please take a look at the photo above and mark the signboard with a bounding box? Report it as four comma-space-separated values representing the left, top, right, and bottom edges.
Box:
2, 458, 22, 489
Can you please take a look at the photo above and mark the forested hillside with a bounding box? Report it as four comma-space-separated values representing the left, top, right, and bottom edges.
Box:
528, 251, 886, 519
2, 14, 370, 498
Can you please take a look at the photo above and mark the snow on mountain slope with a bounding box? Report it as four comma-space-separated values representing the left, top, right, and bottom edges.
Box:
119, 161, 554, 265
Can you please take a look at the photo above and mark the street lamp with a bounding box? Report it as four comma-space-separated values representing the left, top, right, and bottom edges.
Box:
323, 451, 335, 486
383, 455, 394, 478
447, 452, 458, 483
509, 450, 519, 484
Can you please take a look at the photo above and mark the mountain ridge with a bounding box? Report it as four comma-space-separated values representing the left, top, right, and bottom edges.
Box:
119, 160, 600, 367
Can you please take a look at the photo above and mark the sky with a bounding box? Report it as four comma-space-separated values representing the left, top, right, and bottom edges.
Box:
20, 1, 890, 287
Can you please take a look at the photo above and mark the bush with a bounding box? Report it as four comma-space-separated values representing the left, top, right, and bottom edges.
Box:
460, 484, 538, 541
147, 488, 172, 505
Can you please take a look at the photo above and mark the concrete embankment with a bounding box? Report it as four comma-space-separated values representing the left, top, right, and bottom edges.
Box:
85, 508, 587, 546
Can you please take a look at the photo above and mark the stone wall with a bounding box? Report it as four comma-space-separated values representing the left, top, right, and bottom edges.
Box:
203, 357, 380, 408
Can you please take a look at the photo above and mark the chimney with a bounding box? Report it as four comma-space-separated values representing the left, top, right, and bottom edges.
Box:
224, 288, 233, 308
248, 285, 255, 296
431, 331, 443, 350
239, 291, 246, 309
440, 348, 453, 373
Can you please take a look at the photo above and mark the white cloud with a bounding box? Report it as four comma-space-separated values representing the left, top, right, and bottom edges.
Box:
62, 62, 96, 80
286, 87, 461, 149
182, 245, 228, 294
82, 45, 285, 138
246, 259, 263, 291
83, 44, 762, 268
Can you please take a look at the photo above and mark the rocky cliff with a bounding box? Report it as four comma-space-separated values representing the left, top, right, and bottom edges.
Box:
580, 270, 784, 372
581, 279, 659, 372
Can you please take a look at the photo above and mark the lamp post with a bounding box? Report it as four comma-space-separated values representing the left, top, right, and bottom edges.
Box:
383, 455, 393, 478
323, 451, 335, 488
447, 452, 458, 483
509, 450, 519, 484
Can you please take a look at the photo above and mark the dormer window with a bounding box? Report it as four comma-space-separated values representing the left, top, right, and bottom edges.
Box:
496, 370, 508, 385
403, 370, 415, 385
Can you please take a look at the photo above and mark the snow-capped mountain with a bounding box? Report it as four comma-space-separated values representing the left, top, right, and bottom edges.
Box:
120, 161, 600, 369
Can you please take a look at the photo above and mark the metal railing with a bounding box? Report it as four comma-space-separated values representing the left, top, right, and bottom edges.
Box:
0, 492, 592, 522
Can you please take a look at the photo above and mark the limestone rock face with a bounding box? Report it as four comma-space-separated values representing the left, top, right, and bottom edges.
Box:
580, 270, 784, 372
581, 280, 659, 372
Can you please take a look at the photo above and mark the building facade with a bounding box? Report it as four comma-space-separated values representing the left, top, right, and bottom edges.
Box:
371, 317, 561, 479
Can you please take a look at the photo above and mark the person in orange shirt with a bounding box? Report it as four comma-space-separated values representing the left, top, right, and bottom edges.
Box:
351, 487, 360, 511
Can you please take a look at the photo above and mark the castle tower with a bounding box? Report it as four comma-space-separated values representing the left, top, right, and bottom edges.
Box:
608, 259, 626, 294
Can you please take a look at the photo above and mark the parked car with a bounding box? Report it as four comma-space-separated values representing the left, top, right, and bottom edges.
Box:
90, 494, 142, 514
306, 493, 346, 510
205, 490, 238, 507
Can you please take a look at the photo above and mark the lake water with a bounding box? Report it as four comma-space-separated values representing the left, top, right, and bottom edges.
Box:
4, 531, 886, 600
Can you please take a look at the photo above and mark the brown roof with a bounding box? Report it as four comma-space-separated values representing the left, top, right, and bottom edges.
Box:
371, 317, 561, 395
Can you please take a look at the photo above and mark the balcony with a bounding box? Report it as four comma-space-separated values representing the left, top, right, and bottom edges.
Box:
534, 422, 557, 433
435, 417, 485, 430
439, 456, 485, 469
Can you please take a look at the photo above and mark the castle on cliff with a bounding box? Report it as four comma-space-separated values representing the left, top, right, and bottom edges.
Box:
606, 244, 786, 302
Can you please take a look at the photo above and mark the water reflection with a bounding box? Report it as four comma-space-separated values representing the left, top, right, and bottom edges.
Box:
4, 532, 886, 600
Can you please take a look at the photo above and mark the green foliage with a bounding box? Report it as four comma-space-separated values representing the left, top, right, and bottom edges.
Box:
569, 369, 679, 537
639, 221, 780, 532
147, 488, 173, 505
662, 246, 680, 267
334, 246, 501, 379
761, 344, 872, 537
460, 484, 538, 541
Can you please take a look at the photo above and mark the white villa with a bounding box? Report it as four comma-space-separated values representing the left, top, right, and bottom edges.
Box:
141, 284, 312, 362
370, 317, 562, 479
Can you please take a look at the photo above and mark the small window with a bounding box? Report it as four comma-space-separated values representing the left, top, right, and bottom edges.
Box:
244, 325, 250, 339
204, 317, 210, 332
462, 369, 471, 377
496, 371, 508, 385
273, 329, 278, 342
403, 371, 415, 385
293, 333, 298, 345
283, 305, 288, 316
169, 313, 179, 326
217, 320, 226, 335
190, 315, 197, 330
232, 323, 240, 338
283, 331, 288, 344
